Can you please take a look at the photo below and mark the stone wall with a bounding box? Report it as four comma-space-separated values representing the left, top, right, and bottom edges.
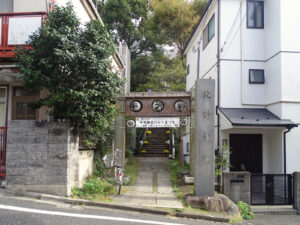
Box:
223, 172, 251, 204
294, 172, 300, 210
78, 150, 94, 188
6, 120, 79, 196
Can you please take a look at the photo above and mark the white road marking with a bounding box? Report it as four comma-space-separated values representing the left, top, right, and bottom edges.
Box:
0, 204, 186, 225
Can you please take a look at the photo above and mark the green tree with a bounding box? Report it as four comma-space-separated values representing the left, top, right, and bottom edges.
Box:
16, 5, 123, 138
140, 56, 186, 92
100, 0, 154, 57
193, 0, 208, 15
148, 0, 199, 60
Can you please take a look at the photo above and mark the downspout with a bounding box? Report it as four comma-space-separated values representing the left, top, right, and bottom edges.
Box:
216, 0, 221, 150
217, 0, 221, 185
240, 0, 244, 105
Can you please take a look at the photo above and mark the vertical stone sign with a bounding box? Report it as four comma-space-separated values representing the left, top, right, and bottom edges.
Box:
195, 79, 215, 196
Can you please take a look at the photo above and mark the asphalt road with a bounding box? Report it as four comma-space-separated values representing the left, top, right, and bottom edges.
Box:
0, 195, 299, 225
0, 196, 229, 225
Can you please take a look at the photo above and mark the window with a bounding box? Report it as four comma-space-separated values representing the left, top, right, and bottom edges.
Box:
203, 14, 215, 49
186, 64, 190, 76
247, 0, 264, 29
12, 87, 39, 120
249, 69, 265, 84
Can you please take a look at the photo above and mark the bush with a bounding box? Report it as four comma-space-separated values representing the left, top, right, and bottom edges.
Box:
237, 201, 254, 220
72, 178, 114, 198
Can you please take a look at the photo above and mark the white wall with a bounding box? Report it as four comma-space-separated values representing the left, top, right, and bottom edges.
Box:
55, 0, 92, 25
282, 104, 300, 173
78, 150, 94, 188
281, 0, 300, 52
13, 0, 47, 12
186, 0, 218, 91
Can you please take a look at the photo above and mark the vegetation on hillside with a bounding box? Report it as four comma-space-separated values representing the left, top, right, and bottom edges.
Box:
96, 0, 208, 92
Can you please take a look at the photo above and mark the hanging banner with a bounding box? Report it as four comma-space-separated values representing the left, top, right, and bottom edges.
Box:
136, 117, 180, 128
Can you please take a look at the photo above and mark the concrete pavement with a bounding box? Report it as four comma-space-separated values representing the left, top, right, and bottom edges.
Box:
116, 157, 183, 209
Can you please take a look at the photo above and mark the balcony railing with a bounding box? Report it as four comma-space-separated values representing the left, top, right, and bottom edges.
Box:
0, 12, 46, 58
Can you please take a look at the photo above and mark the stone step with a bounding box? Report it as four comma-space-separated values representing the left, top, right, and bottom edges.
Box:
250, 206, 297, 215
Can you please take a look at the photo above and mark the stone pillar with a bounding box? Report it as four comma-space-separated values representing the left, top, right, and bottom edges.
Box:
294, 172, 300, 210
194, 79, 215, 196
223, 172, 251, 204
114, 98, 126, 166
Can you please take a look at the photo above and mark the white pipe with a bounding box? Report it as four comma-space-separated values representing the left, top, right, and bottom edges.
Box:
240, 0, 244, 105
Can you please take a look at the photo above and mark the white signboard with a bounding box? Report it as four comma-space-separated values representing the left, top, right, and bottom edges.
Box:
8, 16, 42, 45
136, 117, 180, 128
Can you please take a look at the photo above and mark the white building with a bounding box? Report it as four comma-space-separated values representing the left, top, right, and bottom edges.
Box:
184, 0, 300, 176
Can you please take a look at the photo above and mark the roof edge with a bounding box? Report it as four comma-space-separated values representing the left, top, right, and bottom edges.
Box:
183, 0, 214, 54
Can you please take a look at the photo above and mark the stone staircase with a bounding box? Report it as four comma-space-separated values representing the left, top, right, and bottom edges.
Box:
139, 128, 170, 157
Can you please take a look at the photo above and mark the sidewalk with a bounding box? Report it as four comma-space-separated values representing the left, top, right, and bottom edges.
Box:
116, 157, 183, 209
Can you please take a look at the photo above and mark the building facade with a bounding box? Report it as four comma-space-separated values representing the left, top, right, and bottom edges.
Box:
184, 0, 300, 176
0, 0, 124, 179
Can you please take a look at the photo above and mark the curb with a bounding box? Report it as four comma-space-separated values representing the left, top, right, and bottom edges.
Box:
0, 189, 230, 223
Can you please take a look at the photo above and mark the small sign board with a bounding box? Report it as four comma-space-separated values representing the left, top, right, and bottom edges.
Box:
136, 117, 180, 128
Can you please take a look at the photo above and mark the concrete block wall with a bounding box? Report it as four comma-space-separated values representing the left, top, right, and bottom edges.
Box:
294, 172, 300, 211
6, 120, 79, 196
223, 172, 251, 204
78, 150, 94, 188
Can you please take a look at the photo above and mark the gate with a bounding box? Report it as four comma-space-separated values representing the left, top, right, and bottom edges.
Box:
251, 174, 293, 205
0, 127, 7, 178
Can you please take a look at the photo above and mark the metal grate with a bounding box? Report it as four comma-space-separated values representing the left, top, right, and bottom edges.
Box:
0, 127, 7, 178
251, 174, 293, 205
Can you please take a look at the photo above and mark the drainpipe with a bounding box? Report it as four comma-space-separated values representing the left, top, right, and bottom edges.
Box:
216, 0, 221, 150
216, 0, 221, 185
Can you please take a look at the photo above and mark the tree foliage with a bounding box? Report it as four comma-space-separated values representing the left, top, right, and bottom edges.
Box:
140, 55, 186, 92
148, 0, 203, 60
16, 5, 123, 136
97, 0, 208, 92
99, 0, 155, 57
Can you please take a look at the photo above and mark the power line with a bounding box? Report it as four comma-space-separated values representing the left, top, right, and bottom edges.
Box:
220, 0, 245, 53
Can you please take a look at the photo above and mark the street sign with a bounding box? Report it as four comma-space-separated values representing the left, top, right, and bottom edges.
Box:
136, 117, 180, 128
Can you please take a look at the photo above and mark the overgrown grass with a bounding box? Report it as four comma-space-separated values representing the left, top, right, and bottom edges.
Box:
169, 159, 193, 204
72, 156, 139, 201
71, 178, 116, 201
124, 156, 139, 186
237, 201, 254, 220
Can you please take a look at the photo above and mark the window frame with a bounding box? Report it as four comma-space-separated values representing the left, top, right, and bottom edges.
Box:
249, 69, 265, 84
247, 0, 264, 29
202, 14, 215, 50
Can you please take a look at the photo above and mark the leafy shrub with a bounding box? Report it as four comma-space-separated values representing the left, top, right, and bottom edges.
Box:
237, 201, 254, 220
71, 178, 115, 198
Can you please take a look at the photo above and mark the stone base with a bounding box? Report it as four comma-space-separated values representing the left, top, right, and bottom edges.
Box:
184, 194, 240, 217
183, 175, 194, 184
